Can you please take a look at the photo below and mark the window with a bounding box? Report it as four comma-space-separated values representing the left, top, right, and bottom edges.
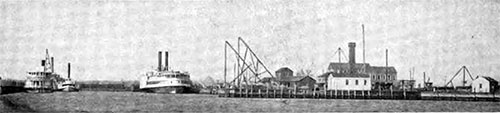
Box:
387, 75, 390, 81
346, 80, 349, 85
355, 80, 359, 85
364, 80, 367, 85
479, 84, 482, 88
377, 75, 380, 80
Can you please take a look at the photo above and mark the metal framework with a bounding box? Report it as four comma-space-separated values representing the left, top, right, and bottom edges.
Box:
445, 66, 476, 87
224, 37, 275, 88
332, 47, 348, 63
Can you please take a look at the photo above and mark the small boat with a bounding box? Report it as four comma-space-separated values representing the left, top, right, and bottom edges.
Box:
139, 51, 197, 93
60, 80, 78, 92
56, 63, 79, 92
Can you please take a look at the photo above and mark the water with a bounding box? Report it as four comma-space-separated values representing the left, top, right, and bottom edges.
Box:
1, 91, 499, 112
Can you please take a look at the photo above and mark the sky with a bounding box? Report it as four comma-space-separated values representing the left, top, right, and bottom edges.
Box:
1, 0, 499, 86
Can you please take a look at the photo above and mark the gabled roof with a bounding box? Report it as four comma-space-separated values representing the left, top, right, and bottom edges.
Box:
318, 72, 369, 78
369, 66, 397, 73
327, 63, 397, 74
260, 77, 275, 83
327, 63, 370, 70
279, 76, 314, 82
481, 76, 498, 84
330, 73, 370, 78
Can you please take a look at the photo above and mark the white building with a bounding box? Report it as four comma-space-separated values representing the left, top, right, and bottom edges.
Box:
471, 76, 498, 93
326, 73, 371, 91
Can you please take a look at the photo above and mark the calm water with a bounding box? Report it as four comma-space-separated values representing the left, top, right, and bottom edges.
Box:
1, 91, 499, 112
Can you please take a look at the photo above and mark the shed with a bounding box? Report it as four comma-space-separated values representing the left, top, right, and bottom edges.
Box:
471, 76, 498, 93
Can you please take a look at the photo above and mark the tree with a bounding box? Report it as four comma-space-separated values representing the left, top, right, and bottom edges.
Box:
297, 69, 313, 76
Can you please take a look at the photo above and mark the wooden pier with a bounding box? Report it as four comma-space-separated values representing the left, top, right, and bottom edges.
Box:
216, 88, 421, 100
215, 88, 500, 102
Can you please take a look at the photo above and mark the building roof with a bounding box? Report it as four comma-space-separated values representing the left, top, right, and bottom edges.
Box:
481, 76, 498, 84
327, 63, 397, 74
279, 76, 314, 82
330, 73, 370, 78
260, 76, 315, 83
327, 63, 370, 70
276, 67, 293, 72
260, 77, 275, 83
318, 72, 369, 78
369, 66, 397, 73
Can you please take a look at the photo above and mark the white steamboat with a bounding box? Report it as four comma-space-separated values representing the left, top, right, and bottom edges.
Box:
139, 51, 195, 93
25, 49, 64, 93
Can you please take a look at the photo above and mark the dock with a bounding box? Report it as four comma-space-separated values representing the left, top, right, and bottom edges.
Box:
214, 88, 500, 102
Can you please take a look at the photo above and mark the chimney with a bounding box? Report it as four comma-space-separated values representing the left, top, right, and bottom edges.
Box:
158, 51, 162, 71
165, 51, 169, 71
51, 57, 54, 73
348, 42, 356, 64
68, 63, 71, 79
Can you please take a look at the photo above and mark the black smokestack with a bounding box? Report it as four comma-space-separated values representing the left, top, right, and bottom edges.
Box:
348, 42, 356, 64
68, 63, 71, 79
158, 51, 162, 71
165, 51, 168, 71
51, 57, 54, 73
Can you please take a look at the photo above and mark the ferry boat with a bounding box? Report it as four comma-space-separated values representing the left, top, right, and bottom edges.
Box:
25, 49, 64, 93
139, 51, 196, 93
56, 63, 78, 92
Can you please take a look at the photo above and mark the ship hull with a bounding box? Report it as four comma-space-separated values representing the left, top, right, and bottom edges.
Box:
143, 86, 188, 94
25, 88, 54, 93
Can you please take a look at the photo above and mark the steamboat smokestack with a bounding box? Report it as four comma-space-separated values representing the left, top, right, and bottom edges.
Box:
158, 51, 162, 71
51, 57, 54, 73
166, 51, 169, 71
348, 42, 356, 64
68, 63, 71, 79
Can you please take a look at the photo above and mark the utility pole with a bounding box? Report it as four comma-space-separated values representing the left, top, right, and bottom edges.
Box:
362, 24, 366, 64
338, 48, 341, 63
224, 43, 227, 88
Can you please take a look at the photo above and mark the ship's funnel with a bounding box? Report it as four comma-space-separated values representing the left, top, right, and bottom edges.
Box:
68, 63, 71, 79
165, 51, 168, 71
158, 51, 162, 71
51, 57, 54, 73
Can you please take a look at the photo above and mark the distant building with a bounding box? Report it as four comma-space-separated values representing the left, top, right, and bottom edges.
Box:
279, 76, 316, 90
261, 67, 316, 90
319, 42, 398, 90
276, 67, 293, 79
325, 72, 371, 91
471, 76, 498, 93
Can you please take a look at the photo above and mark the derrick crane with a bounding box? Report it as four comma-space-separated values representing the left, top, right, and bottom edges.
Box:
224, 37, 275, 88
445, 66, 476, 87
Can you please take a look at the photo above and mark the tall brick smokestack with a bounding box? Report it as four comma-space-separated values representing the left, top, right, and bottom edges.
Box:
165, 51, 168, 71
158, 51, 162, 71
348, 42, 356, 64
